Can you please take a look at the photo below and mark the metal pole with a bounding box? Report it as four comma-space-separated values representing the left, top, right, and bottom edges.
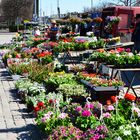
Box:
57, 0, 60, 18
34, 0, 37, 16
91, 0, 93, 9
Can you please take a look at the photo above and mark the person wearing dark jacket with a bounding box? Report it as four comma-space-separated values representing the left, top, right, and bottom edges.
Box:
131, 14, 140, 53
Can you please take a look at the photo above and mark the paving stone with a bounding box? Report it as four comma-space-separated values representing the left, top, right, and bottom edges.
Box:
0, 134, 7, 140
0, 62, 42, 140
0, 124, 6, 129
7, 132, 18, 140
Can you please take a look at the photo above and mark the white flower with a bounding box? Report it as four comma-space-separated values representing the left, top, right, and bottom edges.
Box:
135, 126, 140, 132
127, 53, 134, 57
116, 54, 120, 57
123, 130, 132, 136
131, 122, 136, 128
114, 136, 122, 140
119, 126, 124, 130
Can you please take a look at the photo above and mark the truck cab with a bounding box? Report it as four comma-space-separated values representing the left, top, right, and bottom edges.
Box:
101, 6, 140, 39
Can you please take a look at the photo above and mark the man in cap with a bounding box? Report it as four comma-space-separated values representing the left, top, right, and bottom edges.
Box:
47, 20, 59, 41
131, 14, 140, 53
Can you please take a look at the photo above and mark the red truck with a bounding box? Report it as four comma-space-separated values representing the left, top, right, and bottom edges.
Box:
101, 6, 140, 38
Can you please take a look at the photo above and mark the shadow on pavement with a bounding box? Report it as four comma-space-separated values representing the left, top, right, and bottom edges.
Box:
0, 124, 42, 140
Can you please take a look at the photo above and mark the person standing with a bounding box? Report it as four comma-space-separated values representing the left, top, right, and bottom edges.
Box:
131, 14, 140, 53
48, 20, 59, 41
33, 26, 41, 36
79, 22, 87, 36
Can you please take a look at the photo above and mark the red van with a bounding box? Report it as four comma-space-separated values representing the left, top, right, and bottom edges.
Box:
101, 6, 140, 37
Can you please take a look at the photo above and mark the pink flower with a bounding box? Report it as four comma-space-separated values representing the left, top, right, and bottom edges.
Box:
138, 113, 140, 117
82, 110, 91, 117
58, 113, 68, 119
125, 48, 131, 52
47, 111, 53, 116
41, 114, 50, 123
116, 47, 124, 53
103, 112, 111, 118
41, 117, 46, 123
44, 114, 51, 120
106, 105, 115, 111
76, 106, 82, 112
85, 103, 94, 109
16, 54, 21, 58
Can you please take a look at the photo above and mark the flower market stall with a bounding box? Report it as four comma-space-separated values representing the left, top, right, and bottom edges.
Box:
0, 22, 139, 140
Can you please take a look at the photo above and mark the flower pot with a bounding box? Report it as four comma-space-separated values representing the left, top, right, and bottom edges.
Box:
92, 91, 119, 105
93, 86, 123, 92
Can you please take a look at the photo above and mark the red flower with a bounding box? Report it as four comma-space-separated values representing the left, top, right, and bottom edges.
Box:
37, 101, 44, 108
111, 96, 117, 103
48, 99, 56, 104
124, 93, 136, 101
116, 47, 124, 53
33, 106, 40, 112
43, 51, 52, 55
109, 50, 115, 53
48, 41, 59, 47
82, 73, 97, 78
16, 54, 21, 58
37, 53, 45, 58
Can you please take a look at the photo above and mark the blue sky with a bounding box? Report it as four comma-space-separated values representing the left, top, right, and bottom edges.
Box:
40, 0, 100, 16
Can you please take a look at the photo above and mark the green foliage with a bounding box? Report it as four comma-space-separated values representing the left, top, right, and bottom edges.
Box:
75, 115, 100, 131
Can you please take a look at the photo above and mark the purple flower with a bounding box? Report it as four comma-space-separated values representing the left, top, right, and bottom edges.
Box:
138, 113, 140, 117
125, 48, 131, 52
58, 113, 68, 119
103, 112, 111, 118
41, 117, 46, 123
90, 134, 100, 140
85, 103, 94, 109
41, 113, 51, 123
95, 125, 108, 133
82, 110, 91, 117
106, 105, 115, 111
76, 106, 82, 112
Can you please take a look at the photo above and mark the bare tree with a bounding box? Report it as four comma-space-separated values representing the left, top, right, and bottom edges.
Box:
108, 0, 139, 6
83, 0, 114, 13
1, 0, 34, 25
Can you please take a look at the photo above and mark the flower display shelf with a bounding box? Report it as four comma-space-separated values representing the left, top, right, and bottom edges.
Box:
80, 79, 123, 91
80, 79, 123, 104
93, 91, 119, 105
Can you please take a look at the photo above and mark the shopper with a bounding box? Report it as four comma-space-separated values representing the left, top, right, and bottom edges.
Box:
33, 26, 41, 36
79, 22, 87, 36
48, 20, 59, 41
131, 14, 140, 53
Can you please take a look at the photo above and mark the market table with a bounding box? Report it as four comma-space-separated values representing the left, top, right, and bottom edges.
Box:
109, 67, 140, 98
